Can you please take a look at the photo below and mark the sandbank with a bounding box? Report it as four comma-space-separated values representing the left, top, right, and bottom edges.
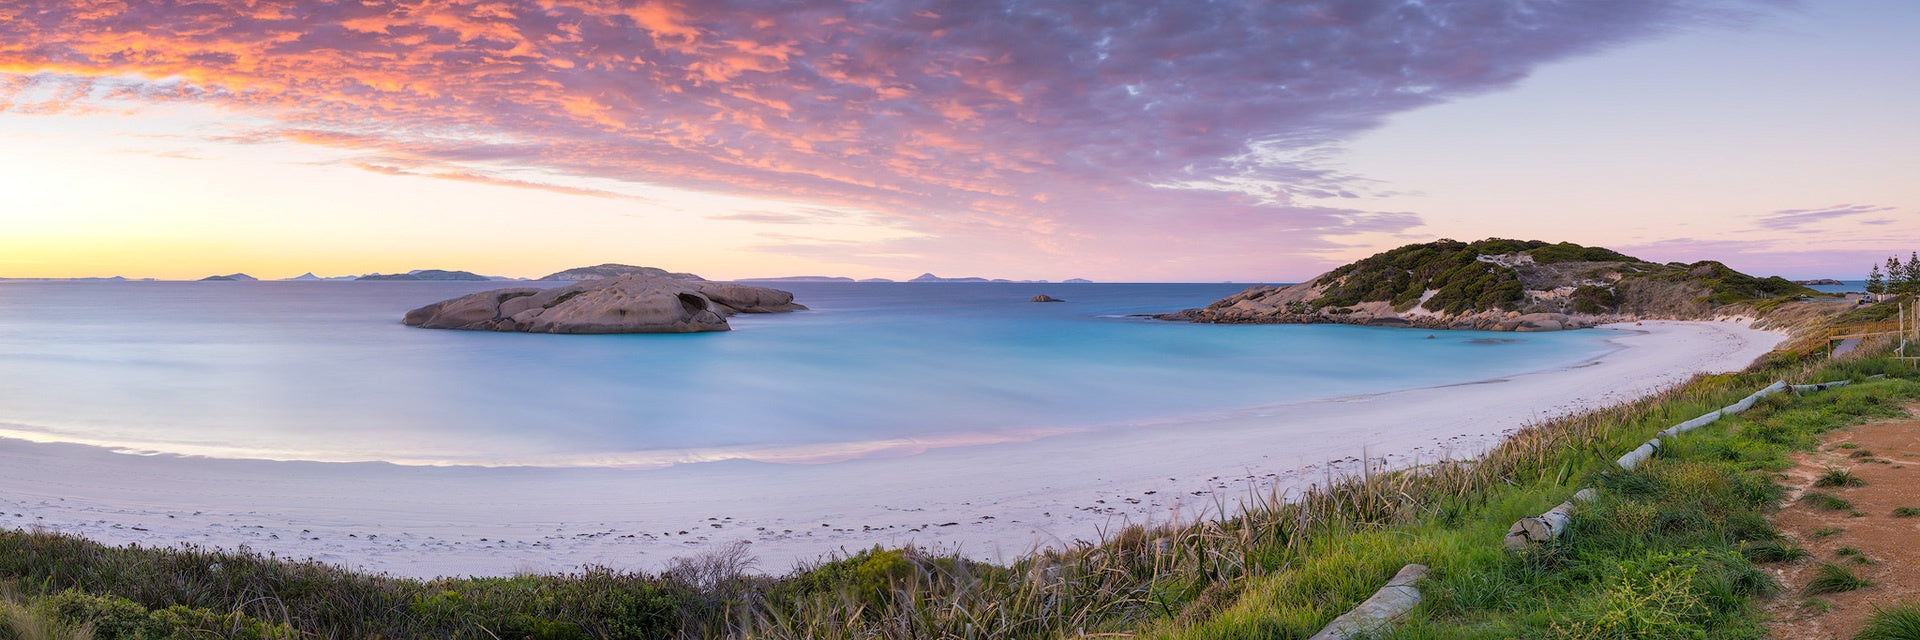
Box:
0, 320, 1784, 578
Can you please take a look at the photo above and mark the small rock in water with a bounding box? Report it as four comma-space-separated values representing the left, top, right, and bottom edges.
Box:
1030, 294, 1064, 303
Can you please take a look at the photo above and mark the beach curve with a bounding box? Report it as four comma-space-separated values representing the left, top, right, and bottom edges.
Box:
0, 320, 1785, 578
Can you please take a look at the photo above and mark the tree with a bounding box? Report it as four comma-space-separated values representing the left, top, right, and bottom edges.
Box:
1906, 252, 1920, 295
1889, 256, 1911, 296
1867, 264, 1886, 295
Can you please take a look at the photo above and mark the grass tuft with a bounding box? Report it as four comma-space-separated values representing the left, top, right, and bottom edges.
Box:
1855, 602, 1920, 640
1800, 491, 1856, 511
1803, 563, 1872, 595
1742, 539, 1809, 563
1815, 467, 1867, 488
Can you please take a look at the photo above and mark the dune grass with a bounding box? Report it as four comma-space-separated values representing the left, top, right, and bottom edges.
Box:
0, 349, 1915, 638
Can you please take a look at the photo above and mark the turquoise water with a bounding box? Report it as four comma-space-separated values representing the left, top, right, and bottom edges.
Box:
0, 281, 1619, 467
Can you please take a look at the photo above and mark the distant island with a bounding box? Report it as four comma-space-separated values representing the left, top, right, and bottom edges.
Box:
909, 273, 1058, 283
1793, 278, 1845, 286
1163, 238, 1818, 332
176, 266, 1092, 284
357, 269, 493, 281
734, 276, 857, 283
538, 264, 702, 282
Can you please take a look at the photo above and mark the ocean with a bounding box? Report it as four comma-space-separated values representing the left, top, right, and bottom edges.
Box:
0, 281, 1622, 468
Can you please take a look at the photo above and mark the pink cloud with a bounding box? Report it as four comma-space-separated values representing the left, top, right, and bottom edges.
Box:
0, 0, 1775, 277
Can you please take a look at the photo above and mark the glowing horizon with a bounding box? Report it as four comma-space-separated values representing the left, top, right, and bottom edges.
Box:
2, 0, 1914, 282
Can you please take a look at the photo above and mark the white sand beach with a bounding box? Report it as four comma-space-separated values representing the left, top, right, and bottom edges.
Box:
0, 320, 1785, 579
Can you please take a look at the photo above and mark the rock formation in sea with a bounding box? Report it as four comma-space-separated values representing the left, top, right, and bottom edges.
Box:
402, 274, 804, 334
1031, 294, 1064, 302
1161, 238, 1822, 332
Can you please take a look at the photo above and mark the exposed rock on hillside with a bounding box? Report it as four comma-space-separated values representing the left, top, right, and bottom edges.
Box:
1161, 239, 1818, 332
403, 274, 804, 334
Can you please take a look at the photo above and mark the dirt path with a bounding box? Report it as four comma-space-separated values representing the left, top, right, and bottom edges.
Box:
1763, 402, 1920, 639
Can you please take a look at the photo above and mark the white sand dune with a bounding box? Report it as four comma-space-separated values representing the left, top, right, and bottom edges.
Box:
0, 320, 1784, 579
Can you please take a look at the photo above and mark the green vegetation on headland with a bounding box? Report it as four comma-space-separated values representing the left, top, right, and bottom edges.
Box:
5, 299, 1920, 639
1165, 238, 1826, 331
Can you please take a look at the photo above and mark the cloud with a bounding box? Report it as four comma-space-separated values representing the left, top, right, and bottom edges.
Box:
0, 0, 1777, 274
1615, 236, 1908, 280
1755, 203, 1898, 230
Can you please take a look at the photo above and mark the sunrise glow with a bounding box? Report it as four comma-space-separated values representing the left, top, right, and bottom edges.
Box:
2, 0, 1914, 281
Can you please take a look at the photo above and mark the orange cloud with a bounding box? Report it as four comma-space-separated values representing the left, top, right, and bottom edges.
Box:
0, 0, 1750, 277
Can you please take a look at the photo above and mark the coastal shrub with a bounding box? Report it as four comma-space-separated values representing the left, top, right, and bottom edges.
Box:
39, 589, 296, 640
1680, 261, 1813, 305
0, 593, 88, 640
1548, 550, 1716, 639
1529, 242, 1637, 264
1571, 285, 1618, 314
778, 547, 919, 606
1310, 238, 1540, 312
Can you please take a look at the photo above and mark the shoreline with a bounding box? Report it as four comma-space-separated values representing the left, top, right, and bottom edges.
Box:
0, 320, 1785, 579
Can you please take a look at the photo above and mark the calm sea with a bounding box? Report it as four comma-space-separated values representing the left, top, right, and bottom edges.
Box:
0, 281, 1620, 468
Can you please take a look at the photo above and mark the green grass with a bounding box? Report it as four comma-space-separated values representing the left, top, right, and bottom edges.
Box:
1816, 467, 1868, 487
1803, 563, 1872, 595
0, 348, 1915, 638
1742, 538, 1809, 563
1855, 602, 1920, 640
1801, 491, 1857, 511
1893, 507, 1920, 517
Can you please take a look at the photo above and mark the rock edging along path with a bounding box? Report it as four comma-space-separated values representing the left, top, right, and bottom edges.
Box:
1503, 379, 1846, 552
1308, 564, 1428, 640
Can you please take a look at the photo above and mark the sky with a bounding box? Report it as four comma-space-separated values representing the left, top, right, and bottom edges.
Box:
0, 0, 1913, 282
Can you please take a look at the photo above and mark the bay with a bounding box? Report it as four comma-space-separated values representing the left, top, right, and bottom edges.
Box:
0, 281, 1618, 467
